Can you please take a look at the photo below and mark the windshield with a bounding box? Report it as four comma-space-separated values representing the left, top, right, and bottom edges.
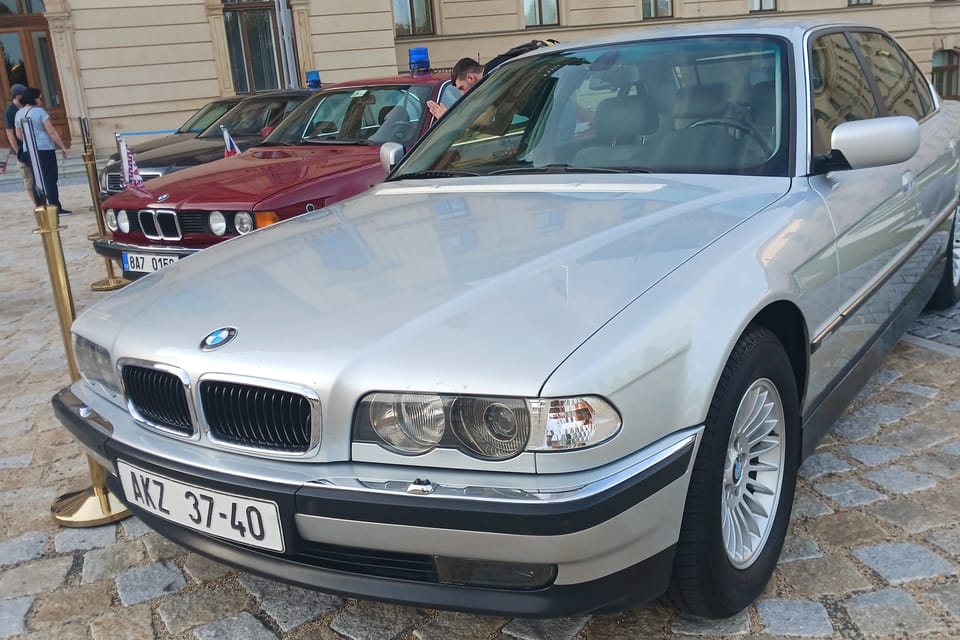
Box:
200, 95, 304, 138
179, 100, 241, 134
265, 84, 433, 146
395, 36, 789, 178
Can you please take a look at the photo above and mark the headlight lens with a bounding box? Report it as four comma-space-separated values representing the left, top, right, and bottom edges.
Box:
354, 394, 620, 459
105, 208, 117, 231
117, 210, 130, 233
209, 211, 226, 236
367, 393, 445, 454
235, 211, 254, 234
73, 334, 121, 397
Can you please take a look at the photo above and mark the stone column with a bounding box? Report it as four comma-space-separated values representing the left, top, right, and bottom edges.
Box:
43, 1, 84, 143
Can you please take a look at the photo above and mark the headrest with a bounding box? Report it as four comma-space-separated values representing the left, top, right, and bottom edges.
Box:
588, 65, 641, 90
378, 106, 395, 125
749, 81, 777, 127
595, 95, 659, 139
675, 83, 731, 118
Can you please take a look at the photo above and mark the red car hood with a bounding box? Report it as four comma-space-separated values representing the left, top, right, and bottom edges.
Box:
103, 145, 381, 210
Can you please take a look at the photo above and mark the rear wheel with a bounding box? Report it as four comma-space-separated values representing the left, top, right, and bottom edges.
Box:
667, 325, 799, 618
928, 206, 960, 311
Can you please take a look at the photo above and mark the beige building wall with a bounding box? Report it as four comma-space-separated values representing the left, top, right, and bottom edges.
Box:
38, 0, 960, 153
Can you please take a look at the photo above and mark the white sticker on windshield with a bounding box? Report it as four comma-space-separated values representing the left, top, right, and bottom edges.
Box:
351, 89, 368, 98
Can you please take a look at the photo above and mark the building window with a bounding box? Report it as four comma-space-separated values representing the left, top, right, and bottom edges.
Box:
848, 0, 872, 6
0, 1, 45, 12
393, 0, 435, 37
642, 0, 672, 19
750, 0, 776, 11
223, 0, 284, 93
933, 50, 959, 99
524, 0, 559, 27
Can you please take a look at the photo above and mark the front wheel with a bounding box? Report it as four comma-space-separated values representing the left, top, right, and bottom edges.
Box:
667, 325, 799, 618
927, 206, 960, 311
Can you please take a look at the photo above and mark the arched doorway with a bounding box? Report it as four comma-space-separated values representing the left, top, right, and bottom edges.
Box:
1, 1, 69, 149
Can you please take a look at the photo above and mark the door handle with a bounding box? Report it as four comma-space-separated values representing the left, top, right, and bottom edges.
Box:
901, 171, 914, 194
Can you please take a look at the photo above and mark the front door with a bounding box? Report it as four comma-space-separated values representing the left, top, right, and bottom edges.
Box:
0, 3, 69, 149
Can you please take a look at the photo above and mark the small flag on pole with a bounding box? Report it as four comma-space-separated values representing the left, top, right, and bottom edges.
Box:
222, 125, 241, 158
117, 135, 148, 194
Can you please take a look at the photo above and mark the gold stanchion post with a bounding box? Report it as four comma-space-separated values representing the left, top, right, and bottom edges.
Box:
79, 118, 128, 291
33, 204, 131, 526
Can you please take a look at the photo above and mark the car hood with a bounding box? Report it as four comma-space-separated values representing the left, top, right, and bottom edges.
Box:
101, 145, 381, 210
79, 175, 790, 397
102, 135, 260, 174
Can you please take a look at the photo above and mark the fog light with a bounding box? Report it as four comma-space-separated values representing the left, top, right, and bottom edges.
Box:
434, 557, 556, 590
117, 210, 130, 233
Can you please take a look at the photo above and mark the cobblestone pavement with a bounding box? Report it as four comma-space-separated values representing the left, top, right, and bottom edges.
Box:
1, 184, 959, 639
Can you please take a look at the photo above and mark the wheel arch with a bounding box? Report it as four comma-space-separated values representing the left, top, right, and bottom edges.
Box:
748, 300, 809, 422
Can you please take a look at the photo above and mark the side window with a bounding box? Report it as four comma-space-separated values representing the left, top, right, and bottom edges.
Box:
809, 33, 878, 156
849, 31, 925, 120
900, 45, 936, 114
439, 83, 460, 109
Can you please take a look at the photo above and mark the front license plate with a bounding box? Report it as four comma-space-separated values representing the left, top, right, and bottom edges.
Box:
121, 252, 179, 273
117, 460, 284, 552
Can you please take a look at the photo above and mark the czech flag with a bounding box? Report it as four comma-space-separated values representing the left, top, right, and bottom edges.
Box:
117, 135, 149, 194
222, 126, 241, 158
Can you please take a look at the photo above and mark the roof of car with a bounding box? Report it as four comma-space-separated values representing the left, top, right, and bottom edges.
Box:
235, 89, 313, 102
322, 72, 449, 90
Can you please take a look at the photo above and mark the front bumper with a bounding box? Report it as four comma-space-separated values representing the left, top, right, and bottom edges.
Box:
53, 386, 698, 617
92, 237, 200, 280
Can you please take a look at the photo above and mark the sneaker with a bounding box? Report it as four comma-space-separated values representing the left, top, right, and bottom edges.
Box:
58, 208, 73, 216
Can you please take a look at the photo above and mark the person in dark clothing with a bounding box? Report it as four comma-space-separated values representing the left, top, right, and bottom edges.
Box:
14, 87, 71, 214
4, 83, 37, 207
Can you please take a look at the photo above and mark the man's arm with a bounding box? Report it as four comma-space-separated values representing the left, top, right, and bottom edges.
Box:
427, 100, 448, 119
4, 125, 17, 151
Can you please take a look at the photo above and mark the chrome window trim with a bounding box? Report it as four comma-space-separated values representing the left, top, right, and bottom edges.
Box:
117, 357, 201, 441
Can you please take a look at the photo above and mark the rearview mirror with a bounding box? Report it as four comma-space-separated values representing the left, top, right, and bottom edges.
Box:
826, 116, 920, 172
380, 142, 405, 172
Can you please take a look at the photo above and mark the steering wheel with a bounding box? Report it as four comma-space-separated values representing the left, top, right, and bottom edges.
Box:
688, 118, 774, 157
388, 121, 417, 142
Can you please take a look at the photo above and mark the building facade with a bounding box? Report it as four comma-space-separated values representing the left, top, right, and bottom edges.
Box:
1, 0, 959, 152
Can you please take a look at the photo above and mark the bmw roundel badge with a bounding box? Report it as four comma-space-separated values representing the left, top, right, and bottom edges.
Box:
156, 194, 170, 203
200, 327, 237, 351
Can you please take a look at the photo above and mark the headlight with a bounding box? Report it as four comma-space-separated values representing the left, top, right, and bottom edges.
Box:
209, 211, 226, 236
73, 334, 121, 397
105, 208, 117, 231
367, 393, 445, 454
235, 211, 254, 234
354, 393, 620, 459
117, 210, 130, 233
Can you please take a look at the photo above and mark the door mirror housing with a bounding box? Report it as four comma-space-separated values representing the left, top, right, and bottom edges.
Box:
380, 142, 405, 172
815, 116, 920, 174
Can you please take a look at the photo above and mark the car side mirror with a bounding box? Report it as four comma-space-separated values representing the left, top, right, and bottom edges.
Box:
380, 141, 405, 172
260, 125, 275, 138
815, 116, 920, 174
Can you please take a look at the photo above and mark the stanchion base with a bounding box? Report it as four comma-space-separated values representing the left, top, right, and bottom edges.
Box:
51, 485, 131, 527
87, 232, 100, 241
91, 277, 129, 291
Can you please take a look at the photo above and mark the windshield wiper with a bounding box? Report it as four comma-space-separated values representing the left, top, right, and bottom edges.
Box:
302, 138, 378, 146
489, 164, 651, 175
391, 170, 480, 180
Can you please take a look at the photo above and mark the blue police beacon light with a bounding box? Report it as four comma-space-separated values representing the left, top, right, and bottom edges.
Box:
409, 47, 430, 77
305, 70, 321, 91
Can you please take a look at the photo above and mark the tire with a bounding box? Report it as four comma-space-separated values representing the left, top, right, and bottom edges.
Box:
666, 325, 800, 618
927, 206, 960, 311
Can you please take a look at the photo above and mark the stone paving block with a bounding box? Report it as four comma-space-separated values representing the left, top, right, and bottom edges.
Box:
21, 621, 88, 640
879, 422, 956, 450
240, 573, 343, 632
0, 454, 32, 469
892, 382, 939, 398
928, 583, 960, 619
670, 610, 751, 636
946, 400, 960, 411
778, 534, 822, 563
790, 491, 833, 519
927, 528, 960, 556
142, 531, 186, 560
0, 556, 72, 598
802, 511, 888, 547
839, 444, 910, 467
329, 599, 429, 640
184, 553, 233, 583
909, 450, 960, 479
945, 441, 960, 456
116, 560, 186, 606
852, 542, 957, 585
28, 581, 113, 628
120, 516, 153, 539
82, 540, 147, 584
54, 522, 116, 552
577, 606, 673, 639
813, 479, 887, 507
502, 616, 590, 640
862, 466, 937, 495
845, 588, 941, 637
157, 587, 250, 635
832, 404, 913, 441
756, 599, 833, 637
414, 612, 509, 640
777, 556, 872, 597
0, 531, 46, 567
0, 596, 34, 638
89, 603, 154, 640
868, 498, 953, 533
797, 452, 853, 481
194, 612, 278, 640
